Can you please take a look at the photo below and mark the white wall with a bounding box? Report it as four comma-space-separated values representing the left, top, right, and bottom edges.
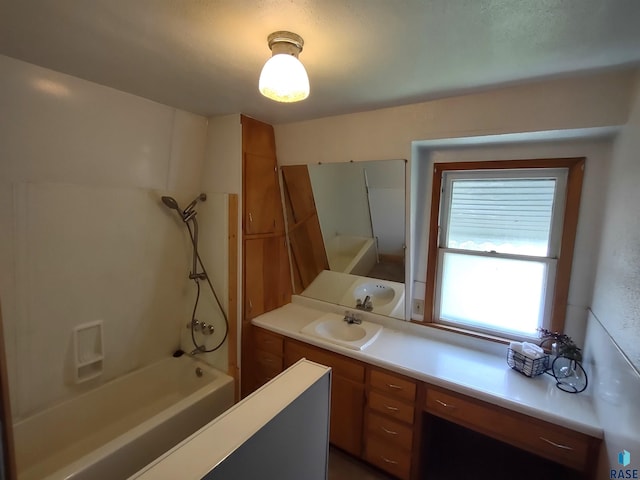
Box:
585, 312, 640, 477
0, 55, 219, 418
591, 73, 640, 372
275, 69, 635, 166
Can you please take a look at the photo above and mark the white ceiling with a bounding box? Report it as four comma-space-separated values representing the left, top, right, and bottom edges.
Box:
1, 1, 640, 125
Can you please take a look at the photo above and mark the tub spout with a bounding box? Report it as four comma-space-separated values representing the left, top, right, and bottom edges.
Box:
190, 346, 205, 355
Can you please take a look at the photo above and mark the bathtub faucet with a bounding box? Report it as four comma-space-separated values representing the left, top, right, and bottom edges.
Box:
356, 295, 373, 311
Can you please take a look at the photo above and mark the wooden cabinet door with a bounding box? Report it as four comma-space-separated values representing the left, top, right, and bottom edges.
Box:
244, 153, 282, 235
281, 164, 328, 292
244, 235, 291, 319
284, 340, 365, 457
331, 375, 365, 456
281, 165, 317, 223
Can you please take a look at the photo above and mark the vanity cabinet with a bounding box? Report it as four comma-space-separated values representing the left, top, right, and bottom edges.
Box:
284, 339, 365, 456
250, 327, 284, 391
424, 387, 600, 475
363, 369, 419, 480
250, 323, 600, 479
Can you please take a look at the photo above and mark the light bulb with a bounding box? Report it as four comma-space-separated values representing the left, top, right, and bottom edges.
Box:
259, 54, 310, 103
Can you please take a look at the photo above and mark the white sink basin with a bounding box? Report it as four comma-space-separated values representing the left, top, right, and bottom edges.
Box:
339, 277, 405, 317
300, 313, 383, 351
353, 282, 396, 307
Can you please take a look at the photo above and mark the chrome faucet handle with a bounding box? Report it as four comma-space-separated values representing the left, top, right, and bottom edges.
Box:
343, 311, 362, 324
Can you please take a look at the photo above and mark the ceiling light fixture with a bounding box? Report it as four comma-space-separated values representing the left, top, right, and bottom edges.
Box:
259, 31, 309, 103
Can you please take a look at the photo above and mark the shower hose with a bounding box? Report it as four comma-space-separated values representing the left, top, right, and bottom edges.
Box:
185, 220, 228, 353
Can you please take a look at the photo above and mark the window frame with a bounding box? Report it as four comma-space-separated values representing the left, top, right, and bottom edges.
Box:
422, 158, 585, 341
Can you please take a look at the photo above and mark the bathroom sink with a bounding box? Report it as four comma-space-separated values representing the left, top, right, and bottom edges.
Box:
338, 277, 405, 317
352, 282, 396, 307
299, 313, 383, 351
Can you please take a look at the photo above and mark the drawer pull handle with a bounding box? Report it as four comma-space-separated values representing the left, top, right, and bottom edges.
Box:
435, 399, 456, 409
380, 456, 398, 465
381, 426, 398, 435
539, 437, 574, 450
383, 404, 399, 411
387, 383, 403, 390
261, 357, 274, 363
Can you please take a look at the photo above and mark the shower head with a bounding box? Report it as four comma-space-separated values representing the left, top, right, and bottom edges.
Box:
161, 196, 182, 212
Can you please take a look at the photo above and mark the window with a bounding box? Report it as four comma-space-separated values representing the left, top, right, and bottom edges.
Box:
424, 158, 584, 341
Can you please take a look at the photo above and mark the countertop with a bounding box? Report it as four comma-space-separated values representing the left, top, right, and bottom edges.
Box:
252, 300, 603, 438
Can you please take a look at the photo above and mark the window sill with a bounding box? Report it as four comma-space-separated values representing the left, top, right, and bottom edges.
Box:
410, 320, 516, 346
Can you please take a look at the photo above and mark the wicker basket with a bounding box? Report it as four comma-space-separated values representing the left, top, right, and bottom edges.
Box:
507, 348, 549, 377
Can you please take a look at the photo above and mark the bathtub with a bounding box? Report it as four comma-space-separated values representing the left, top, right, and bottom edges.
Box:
13, 355, 234, 480
326, 235, 376, 276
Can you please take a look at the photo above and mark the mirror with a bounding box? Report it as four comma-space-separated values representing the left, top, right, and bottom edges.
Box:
281, 160, 406, 319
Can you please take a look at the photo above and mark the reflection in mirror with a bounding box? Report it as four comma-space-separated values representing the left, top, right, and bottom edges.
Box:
281, 160, 406, 319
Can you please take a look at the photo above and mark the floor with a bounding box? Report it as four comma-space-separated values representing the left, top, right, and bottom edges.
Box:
367, 260, 405, 283
328, 446, 393, 480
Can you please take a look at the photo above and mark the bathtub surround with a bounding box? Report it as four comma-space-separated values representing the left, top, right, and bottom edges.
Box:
0, 54, 233, 419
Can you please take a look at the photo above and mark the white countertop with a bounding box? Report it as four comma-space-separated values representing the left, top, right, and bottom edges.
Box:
252, 301, 603, 438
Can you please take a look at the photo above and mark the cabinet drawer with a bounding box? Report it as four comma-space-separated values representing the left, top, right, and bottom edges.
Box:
370, 369, 416, 402
285, 340, 364, 383
368, 390, 415, 425
425, 388, 595, 472
252, 327, 283, 356
366, 412, 413, 451
364, 436, 412, 480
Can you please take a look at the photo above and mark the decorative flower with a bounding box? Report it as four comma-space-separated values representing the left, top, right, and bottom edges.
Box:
537, 328, 583, 362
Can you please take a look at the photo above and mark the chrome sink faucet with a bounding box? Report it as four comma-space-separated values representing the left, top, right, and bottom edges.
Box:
356, 295, 373, 311
344, 311, 362, 325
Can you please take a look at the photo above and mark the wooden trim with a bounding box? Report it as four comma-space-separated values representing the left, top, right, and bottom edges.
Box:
226, 194, 240, 401
424, 166, 442, 323
0, 300, 17, 480
424, 157, 585, 337
550, 158, 584, 333
433, 158, 585, 172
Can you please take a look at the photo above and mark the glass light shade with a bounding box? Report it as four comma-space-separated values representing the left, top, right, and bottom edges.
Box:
259, 53, 310, 103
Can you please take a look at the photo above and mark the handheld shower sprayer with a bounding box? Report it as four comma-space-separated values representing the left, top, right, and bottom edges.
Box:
161, 194, 207, 221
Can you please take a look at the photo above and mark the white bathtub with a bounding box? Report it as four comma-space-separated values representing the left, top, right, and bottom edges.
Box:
326, 235, 376, 276
13, 355, 234, 480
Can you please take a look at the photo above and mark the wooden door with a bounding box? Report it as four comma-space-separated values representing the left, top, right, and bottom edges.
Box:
331, 375, 365, 456
244, 153, 282, 235
281, 165, 317, 223
281, 165, 328, 292
244, 235, 291, 320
